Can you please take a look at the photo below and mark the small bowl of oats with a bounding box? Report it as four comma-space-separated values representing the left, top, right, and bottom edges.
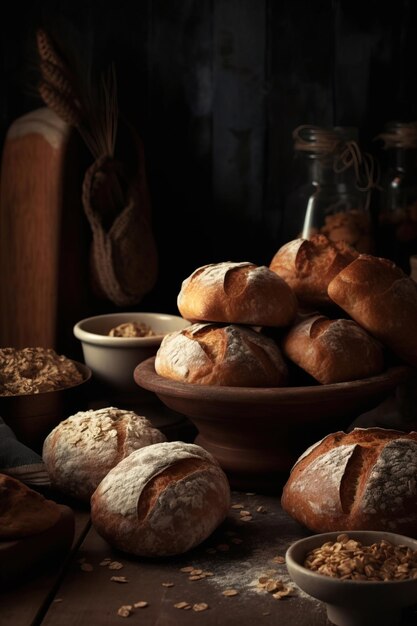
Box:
286, 530, 417, 626
73, 312, 190, 394
0, 347, 91, 452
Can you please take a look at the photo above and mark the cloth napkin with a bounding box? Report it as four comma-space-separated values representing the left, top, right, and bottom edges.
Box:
0, 417, 50, 487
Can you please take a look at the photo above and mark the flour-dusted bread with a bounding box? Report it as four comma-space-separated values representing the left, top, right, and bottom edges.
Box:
155, 323, 288, 387
91, 441, 231, 557
327, 254, 417, 367
281, 428, 417, 536
177, 261, 297, 327
269, 234, 358, 308
43, 407, 166, 502
0, 473, 62, 540
282, 314, 385, 384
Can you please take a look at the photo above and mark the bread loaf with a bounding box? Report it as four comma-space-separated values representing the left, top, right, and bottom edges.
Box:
43, 407, 166, 502
177, 261, 297, 327
281, 427, 417, 536
282, 314, 384, 384
91, 441, 231, 557
0, 473, 61, 539
327, 254, 417, 366
155, 323, 288, 386
269, 235, 358, 308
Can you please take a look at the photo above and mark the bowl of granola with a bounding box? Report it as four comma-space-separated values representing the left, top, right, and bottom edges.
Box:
286, 530, 417, 626
73, 312, 190, 394
0, 347, 91, 452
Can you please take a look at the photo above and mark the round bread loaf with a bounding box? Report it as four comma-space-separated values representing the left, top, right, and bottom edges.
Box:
177, 261, 297, 327
281, 427, 417, 536
42, 407, 166, 502
269, 234, 358, 308
282, 314, 385, 384
155, 323, 288, 386
327, 254, 417, 367
91, 441, 231, 557
0, 473, 61, 540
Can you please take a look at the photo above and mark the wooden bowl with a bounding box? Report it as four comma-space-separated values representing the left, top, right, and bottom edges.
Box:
134, 358, 410, 493
0, 361, 91, 453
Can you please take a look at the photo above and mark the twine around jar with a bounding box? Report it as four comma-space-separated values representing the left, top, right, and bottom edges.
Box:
293, 125, 379, 194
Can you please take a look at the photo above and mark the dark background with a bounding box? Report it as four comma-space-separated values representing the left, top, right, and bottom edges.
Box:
1, 0, 417, 322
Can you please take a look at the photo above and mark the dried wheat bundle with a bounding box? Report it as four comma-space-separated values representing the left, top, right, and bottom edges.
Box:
36, 28, 117, 160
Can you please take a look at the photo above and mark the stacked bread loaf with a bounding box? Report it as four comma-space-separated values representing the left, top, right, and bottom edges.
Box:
155, 236, 417, 387
155, 261, 297, 387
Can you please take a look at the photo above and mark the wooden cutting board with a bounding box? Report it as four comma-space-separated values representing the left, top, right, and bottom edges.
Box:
0, 107, 87, 353
0, 503, 75, 584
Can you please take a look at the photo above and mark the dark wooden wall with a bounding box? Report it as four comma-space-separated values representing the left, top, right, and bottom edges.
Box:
2, 0, 417, 318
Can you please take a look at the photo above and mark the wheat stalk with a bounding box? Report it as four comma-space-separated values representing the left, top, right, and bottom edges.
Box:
37, 29, 118, 161
40, 60, 73, 98
38, 81, 81, 126
36, 29, 65, 70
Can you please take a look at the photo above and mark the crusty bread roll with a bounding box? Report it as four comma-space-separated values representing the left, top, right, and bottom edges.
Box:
177, 261, 297, 327
269, 234, 358, 308
155, 323, 288, 386
91, 441, 231, 557
281, 428, 417, 536
282, 314, 384, 384
0, 473, 61, 539
327, 254, 417, 367
43, 407, 166, 502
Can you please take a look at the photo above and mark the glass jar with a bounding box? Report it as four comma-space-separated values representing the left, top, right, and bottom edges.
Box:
376, 121, 417, 273
282, 125, 375, 253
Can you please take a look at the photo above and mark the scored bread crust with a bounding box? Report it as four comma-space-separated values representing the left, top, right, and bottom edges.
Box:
281, 427, 417, 536
327, 254, 417, 366
269, 235, 358, 308
42, 408, 166, 502
177, 261, 297, 327
90, 441, 231, 557
282, 314, 384, 384
155, 323, 288, 387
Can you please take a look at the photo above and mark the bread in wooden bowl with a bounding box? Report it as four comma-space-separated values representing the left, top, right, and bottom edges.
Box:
91, 441, 231, 557
282, 313, 385, 384
155, 322, 289, 387
327, 254, 417, 367
269, 234, 358, 309
177, 261, 297, 327
281, 427, 417, 536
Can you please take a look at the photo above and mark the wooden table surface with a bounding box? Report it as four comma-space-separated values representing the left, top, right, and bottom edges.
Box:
2, 492, 417, 626
2, 394, 417, 626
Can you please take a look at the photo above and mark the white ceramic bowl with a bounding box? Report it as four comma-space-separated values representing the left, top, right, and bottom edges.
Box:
73, 312, 190, 393
286, 530, 417, 626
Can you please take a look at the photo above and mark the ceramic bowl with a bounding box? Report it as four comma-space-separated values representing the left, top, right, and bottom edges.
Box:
0, 361, 91, 453
286, 530, 417, 626
134, 358, 409, 493
73, 312, 190, 394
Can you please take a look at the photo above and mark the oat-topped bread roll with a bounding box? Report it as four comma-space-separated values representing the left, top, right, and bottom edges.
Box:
91, 441, 231, 557
155, 323, 288, 387
327, 254, 417, 367
281, 428, 417, 536
0, 473, 62, 540
43, 407, 166, 502
177, 261, 297, 327
269, 234, 358, 308
282, 314, 384, 384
